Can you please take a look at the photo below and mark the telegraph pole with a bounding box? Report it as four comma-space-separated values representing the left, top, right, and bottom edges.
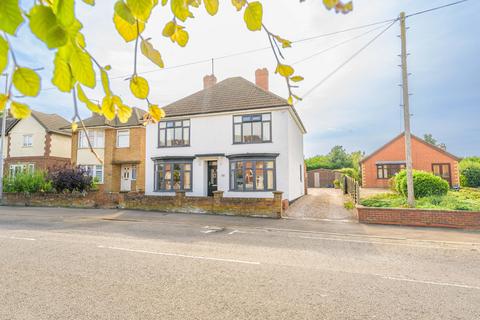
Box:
0, 73, 8, 202
399, 12, 415, 207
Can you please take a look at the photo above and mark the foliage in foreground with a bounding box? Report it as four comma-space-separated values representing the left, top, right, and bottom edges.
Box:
360, 188, 480, 211
4, 171, 53, 194
460, 157, 480, 188
48, 167, 94, 193
394, 170, 449, 199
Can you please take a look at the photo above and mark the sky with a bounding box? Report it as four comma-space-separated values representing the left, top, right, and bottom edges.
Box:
5, 0, 480, 158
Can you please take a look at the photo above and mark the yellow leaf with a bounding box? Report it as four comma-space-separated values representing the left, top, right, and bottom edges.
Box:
113, 13, 145, 42
52, 52, 73, 92
126, 0, 153, 22
287, 95, 293, 106
0, 94, 8, 111
204, 0, 219, 15
0, 0, 25, 35
149, 104, 165, 122
71, 121, 78, 132
10, 101, 31, 119
323, 0, 338, 10
101, 69, 111, 96
114, 0, 136, 24
13, 67, 41, 97
70, 45, 96, 88
231, 0, 246, 11
275, 64, 294, 78
290, 75, 304, 82
141, 39, 164, 68
101, 95, 115, 120
171, 0, 191, 22
171, 26, 189, 47
274, 35, 291, 49
82, 0, 95, 5
117, 103, 132, 123
162, 21, 176, 37
341, 1, 353, 13
0, 36, 8, 74
76, 84, 101, 114
130, 76, 149, 99
244, 1, 262, 31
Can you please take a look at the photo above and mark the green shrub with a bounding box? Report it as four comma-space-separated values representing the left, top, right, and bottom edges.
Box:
394, 170, 449, 199
338, 167, 360, 181
333, 179, 340, 189
461, 165, 480, 188
4, 171, 53, 194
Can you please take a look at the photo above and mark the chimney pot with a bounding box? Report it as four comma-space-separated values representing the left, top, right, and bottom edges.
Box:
203, 74, 217, 89
255, 68, 269, 91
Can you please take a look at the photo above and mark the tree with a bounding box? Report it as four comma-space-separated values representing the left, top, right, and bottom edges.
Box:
0, 0, 353, 130
423, 133, 447, 150
305, 146, 363, 171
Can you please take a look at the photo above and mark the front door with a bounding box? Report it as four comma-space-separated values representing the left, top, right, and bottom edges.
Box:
207, 161, 218, 196
432, 163, 452, 186
314, 172, 320, 188
121, 165, 132, 192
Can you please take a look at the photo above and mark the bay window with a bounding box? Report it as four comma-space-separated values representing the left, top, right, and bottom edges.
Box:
154, 160, 192, 192
230, 158, 276, 191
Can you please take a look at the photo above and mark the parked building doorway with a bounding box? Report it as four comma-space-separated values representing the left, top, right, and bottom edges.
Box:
207, 161, 218, 196
121, 164, 133, 192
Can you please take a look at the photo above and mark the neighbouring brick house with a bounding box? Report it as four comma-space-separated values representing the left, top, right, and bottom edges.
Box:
3, 111, 72, 176
360, 132, 460, 188
70, 108, 146, 192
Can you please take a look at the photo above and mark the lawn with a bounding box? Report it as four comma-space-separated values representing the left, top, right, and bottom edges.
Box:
360, 188, 480, 211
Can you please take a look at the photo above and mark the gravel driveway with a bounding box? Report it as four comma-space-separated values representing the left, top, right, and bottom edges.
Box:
286, 188, 354, 221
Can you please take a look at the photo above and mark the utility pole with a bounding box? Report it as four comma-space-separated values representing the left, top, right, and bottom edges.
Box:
0, 73, 8, 202
400, 12, 415, 207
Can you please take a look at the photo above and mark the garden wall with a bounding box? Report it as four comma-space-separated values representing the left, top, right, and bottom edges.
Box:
2, 190, 283, 219
356, 206, 480, 230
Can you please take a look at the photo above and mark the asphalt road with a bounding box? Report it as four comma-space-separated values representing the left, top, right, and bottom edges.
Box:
0, 206, 479, 320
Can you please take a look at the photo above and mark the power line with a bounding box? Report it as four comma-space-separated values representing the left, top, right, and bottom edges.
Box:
405, 0, 469, 18
301, 20, 398, 100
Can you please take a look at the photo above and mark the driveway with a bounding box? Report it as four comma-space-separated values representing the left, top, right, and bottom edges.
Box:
286, 188, 354, 221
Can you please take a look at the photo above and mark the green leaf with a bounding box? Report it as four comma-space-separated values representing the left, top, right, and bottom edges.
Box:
244, 1, 262, 31
10, 101, 31, 119
0, 36, 8, 74
0, 0, 24, 35
130, 76, 149, 99
171, 0, 191, 22
113, 13, 145, 42
13, 67, 41, 97
29, 5, 68, 49
53, 0, 75, 27
141, 39, 164, 68
69, 46, 96, 88
76, 84, 101, 114
204, 0, 219, 15
52, 52, 73, 92
114, 1, 136, 24
126, 0, 154, 22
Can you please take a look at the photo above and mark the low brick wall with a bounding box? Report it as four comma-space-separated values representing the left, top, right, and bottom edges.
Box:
356, 206, 480, 229
2, 190, 283, 218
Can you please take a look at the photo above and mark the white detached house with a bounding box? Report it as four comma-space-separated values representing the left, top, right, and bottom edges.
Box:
145, 69, 306, 203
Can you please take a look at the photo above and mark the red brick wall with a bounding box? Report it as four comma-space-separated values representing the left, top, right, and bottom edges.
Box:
361, 135, 459, 188
357, 206, 480, 229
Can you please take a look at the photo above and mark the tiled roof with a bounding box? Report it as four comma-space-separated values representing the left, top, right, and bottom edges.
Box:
162, 77, 290, 117
0, 118, 19, 135
81, 107, 147, 128
31, 110, 71, 136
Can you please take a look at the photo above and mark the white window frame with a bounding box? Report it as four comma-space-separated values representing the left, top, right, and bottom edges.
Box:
9, 163, 35, 177
22, 134, 33, 148
79, 164, 104, 184
78, 130, 105, 149
116, 129, 130, 148
131, 165, 137, 181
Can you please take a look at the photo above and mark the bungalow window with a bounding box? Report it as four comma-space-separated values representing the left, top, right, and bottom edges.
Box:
376, 163, 405, 179
233, 113, 271, 144
79, 165, 104, 183
154, 160, 192, 191
79, 130, 104, 148
158, 120, 190, 147
230, 159, 275, 191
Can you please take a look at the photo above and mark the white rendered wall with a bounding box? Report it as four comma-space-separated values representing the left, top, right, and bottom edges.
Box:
9, 116, 46, 157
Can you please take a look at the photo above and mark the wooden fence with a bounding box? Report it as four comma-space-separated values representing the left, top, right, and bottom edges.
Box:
342, 175, 360, 204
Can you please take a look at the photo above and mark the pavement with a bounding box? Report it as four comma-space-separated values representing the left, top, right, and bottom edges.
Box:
0, 206, 480, 319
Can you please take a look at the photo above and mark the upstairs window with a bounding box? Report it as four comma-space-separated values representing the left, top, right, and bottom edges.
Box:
22, 135, 33, 147
233, 113, 271, 144
158, 120, 190, 147
79, 130, 104, 148
116, 129, 130, 148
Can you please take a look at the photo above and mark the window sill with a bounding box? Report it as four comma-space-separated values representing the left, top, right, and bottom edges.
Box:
228, 189, 277, 192
157, 145, 191, 149
232, 141, 272, 145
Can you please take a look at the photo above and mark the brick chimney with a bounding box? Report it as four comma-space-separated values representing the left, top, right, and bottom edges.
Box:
255, 68, 269, 91
203, 74, 217, 89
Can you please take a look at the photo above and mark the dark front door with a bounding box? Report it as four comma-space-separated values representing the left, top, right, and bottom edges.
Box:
207, 161, 218, 196
432, 163, 452, 186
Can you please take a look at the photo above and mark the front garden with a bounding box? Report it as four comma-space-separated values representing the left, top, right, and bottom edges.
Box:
361, 170, 480, 212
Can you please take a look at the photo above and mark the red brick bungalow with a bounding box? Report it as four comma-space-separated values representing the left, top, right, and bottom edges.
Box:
360, 133, 460, 188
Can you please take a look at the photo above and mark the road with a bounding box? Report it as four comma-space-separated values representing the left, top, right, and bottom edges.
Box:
0, 206, 479, 320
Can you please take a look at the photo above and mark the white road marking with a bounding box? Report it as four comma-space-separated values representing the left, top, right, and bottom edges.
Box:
378, 275, 480, 290
97, 245, 260, 265
0, 235, 36, 241
201, 229, 217, 234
